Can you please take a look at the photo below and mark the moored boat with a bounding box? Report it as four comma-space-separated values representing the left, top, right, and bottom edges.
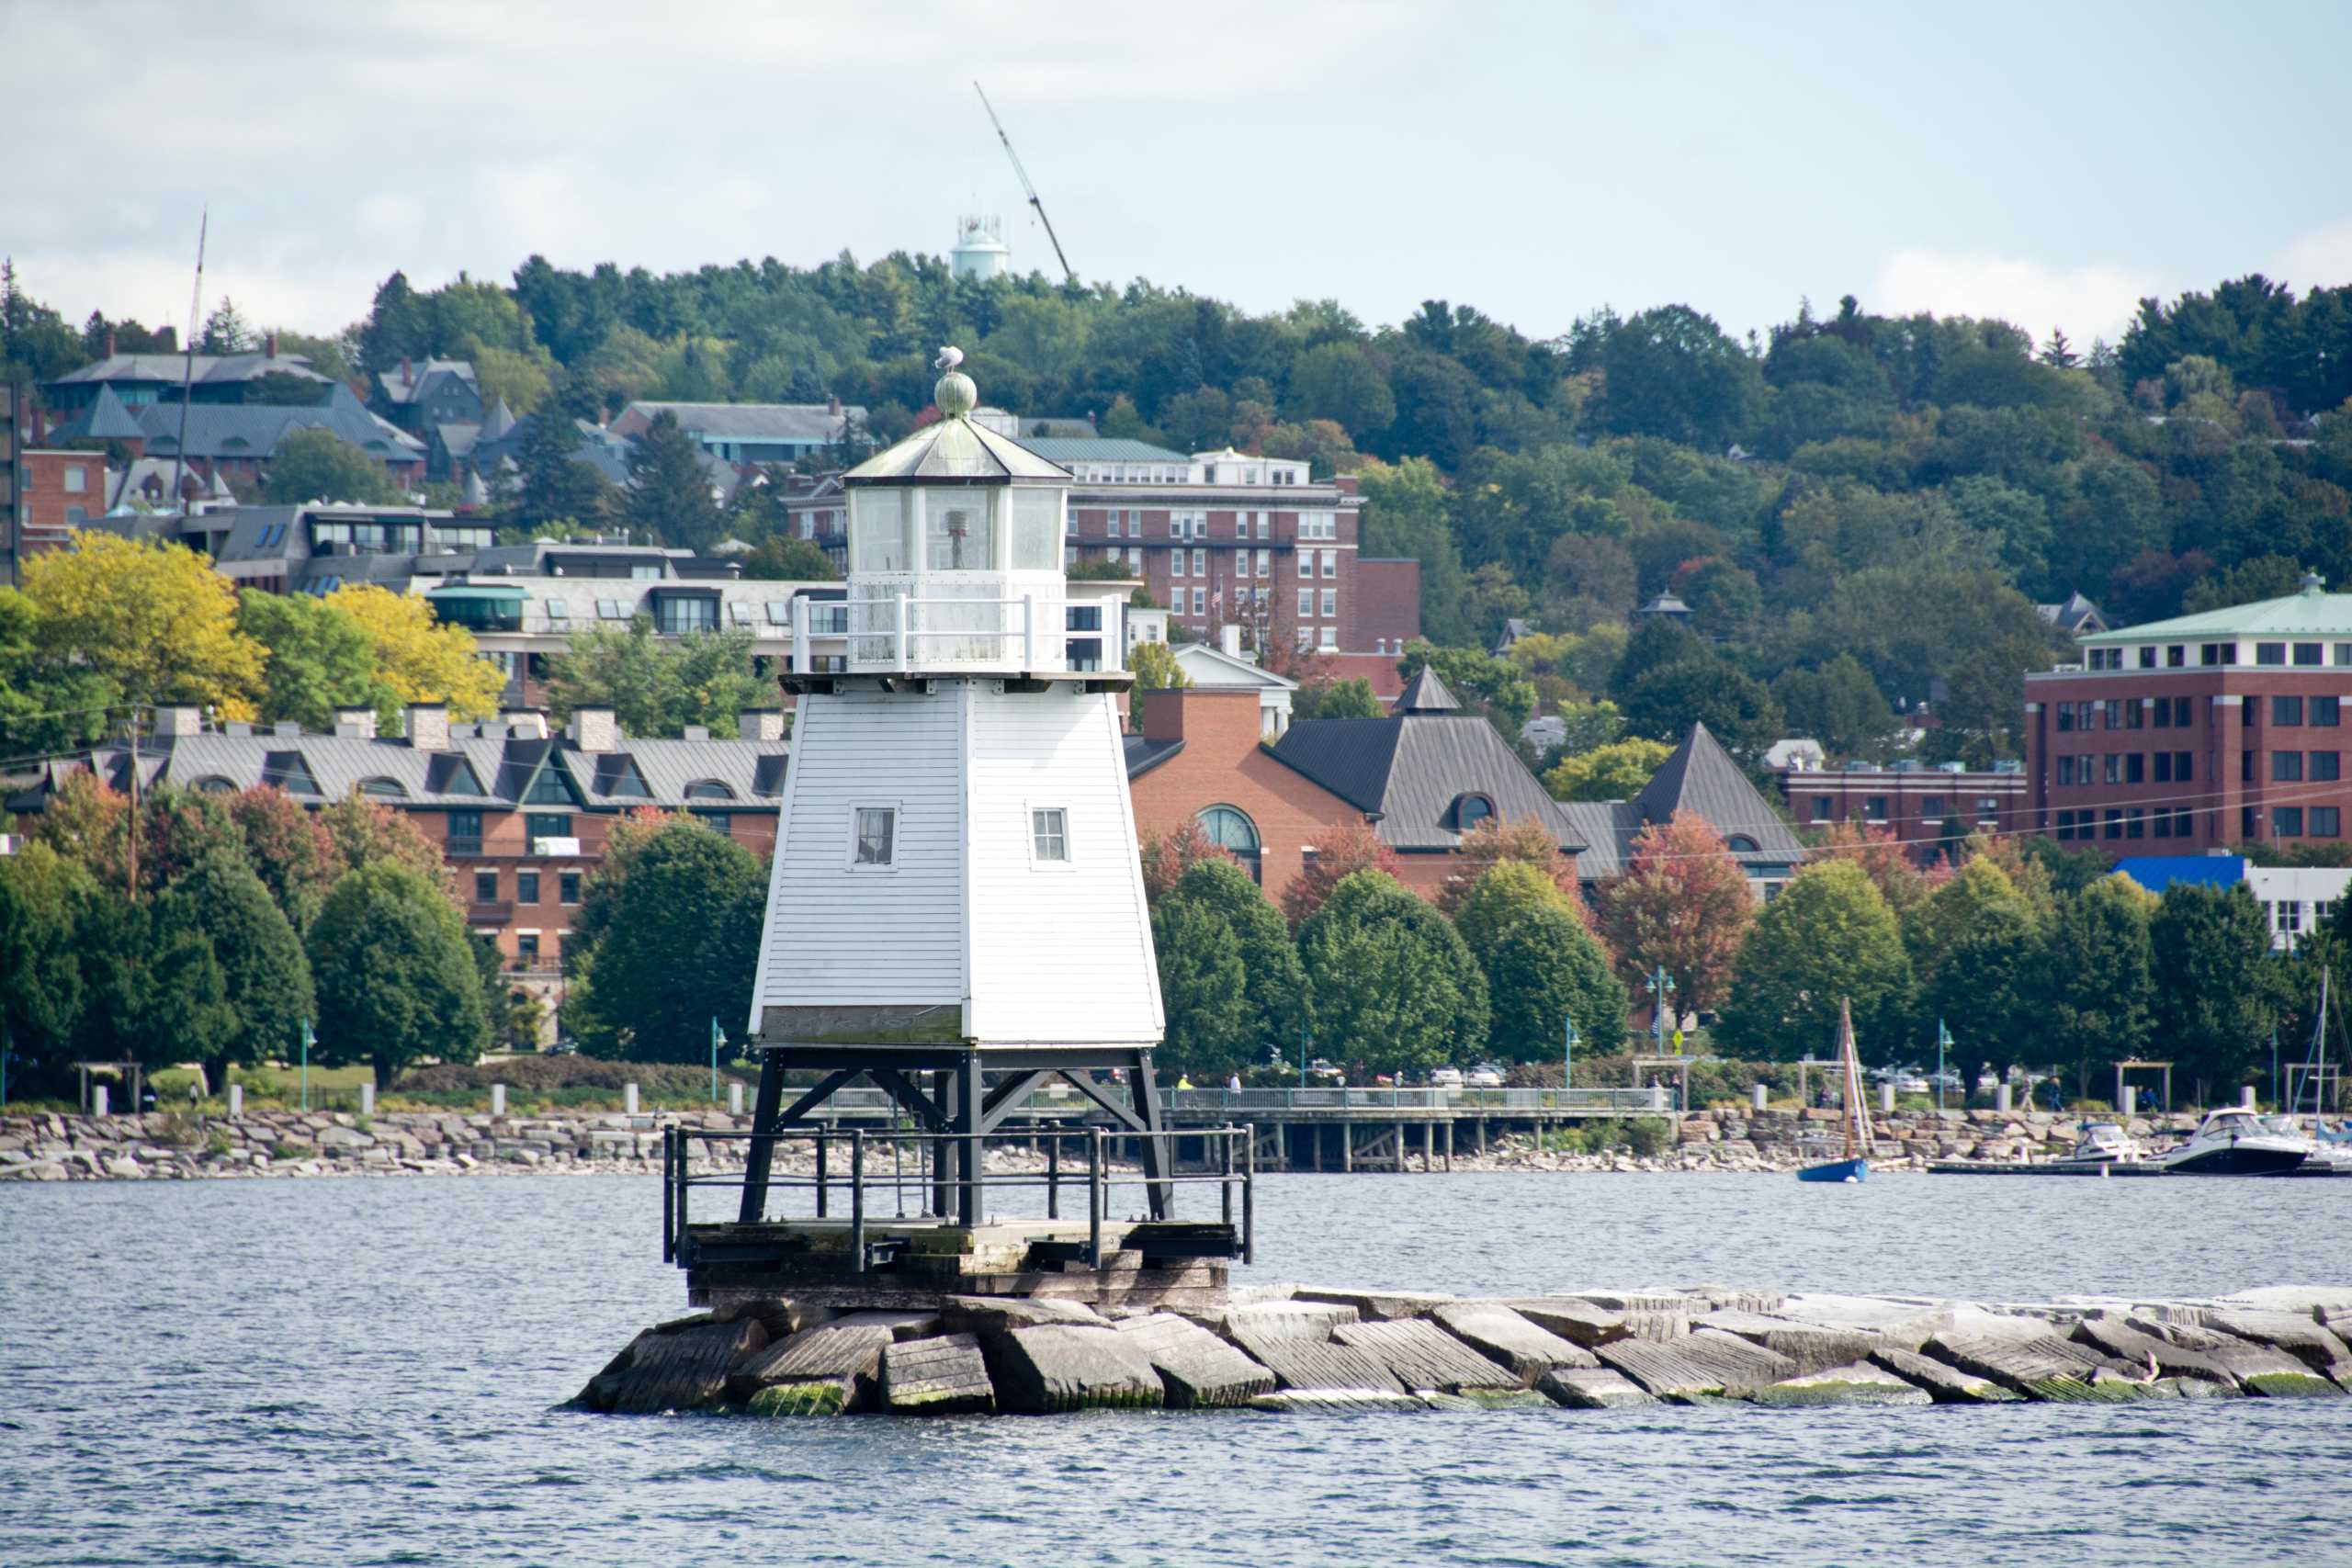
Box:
1797, 1000, 1871, 1184
2150, 1108, 2310, 1176
2041, 1121, 2148, 1173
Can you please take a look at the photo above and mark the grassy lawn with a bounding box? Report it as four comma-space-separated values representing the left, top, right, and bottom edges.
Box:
147, 1063, 379, 1111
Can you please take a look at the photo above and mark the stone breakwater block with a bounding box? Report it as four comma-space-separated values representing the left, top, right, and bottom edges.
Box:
1431, 1303, 1600, 1380
1697, 1309, 1882, 1378
882, 1334, 997, 1415
1497, 1298, 1629, 1348
2196, 1309, 2352, 1385
1537, 1367, 1657, 1409
2217, 1285, 2352, 1319
1334, 1319, 1526, 1394
1114, 1314, 1275, 1408
1679, 1285, 1788, 1314
941, 1294, 1106, 1340
1775, 1294, 1951, 1353
1595, 1330, 1798, 1401
1864, 1347, 2020, 1404
1746, 1361, 1932, 1408
583, 1317, 769, 1414
1247, 1388, 1427, 1413
1204, 1299, 1359, 1342
2121, 1316, 2338, 1396
1419, 1389, 1554, 1411
1563, 1293, 1691, 1341
989, 1325, 1165, 1414
2075, 1315, 2240, 1390
746, 1379, 855, 1416
728, 1314, 926, 1406
1223, 1324, 1408, 1398
1924, 1330, 2155, 1403
1293, 1287, 1456, 1322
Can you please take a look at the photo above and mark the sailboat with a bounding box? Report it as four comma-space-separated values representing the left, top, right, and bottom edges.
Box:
1796, 998, 1872, 1183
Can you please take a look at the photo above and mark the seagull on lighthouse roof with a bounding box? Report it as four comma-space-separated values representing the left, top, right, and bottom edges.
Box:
935, 345, 964, 370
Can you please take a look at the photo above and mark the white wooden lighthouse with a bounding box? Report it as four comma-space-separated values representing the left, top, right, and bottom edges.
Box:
737, 349, 1170, 1227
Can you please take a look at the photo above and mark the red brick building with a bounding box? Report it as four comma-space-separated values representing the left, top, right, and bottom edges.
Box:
2023, 575, 2352, 852
1775, 763, 2029, 858
13, 446, 107, 553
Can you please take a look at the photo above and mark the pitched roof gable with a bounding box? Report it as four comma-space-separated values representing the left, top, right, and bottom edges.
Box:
1396, 666, 1461, 713
1628, 724, 1808, 863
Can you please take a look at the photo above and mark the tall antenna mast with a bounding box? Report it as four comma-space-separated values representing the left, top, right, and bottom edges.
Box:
169, 209, 208, 513
973, 82, 1075, 286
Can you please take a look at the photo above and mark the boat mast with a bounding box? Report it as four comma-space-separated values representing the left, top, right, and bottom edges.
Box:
1840, 998, 1871, 1160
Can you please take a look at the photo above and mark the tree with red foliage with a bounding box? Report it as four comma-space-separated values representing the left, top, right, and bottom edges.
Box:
223, 786, 339, 930
1138, 817, 1233, 904
1436, 815, 1582, 919
1280, 817, 1399, 929
1807, 819, 1932, 915
1594, 809, 1752, 1017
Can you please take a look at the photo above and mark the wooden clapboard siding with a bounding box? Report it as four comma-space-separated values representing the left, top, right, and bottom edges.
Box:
752, 687, 968, 1013
966, 686, 1162, 1043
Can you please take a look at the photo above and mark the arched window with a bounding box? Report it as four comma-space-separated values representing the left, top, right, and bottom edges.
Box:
1453, 793, 1495, 830
1197, 805, 1262, 883
684, 780, 737, 801
1725, 834, 1759, 852
192, 774, 237, 794
359, 776, 408, 800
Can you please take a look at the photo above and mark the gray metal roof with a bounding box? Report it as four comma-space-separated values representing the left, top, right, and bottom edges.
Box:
1622, 724, 1809, 869
1271, 709, 1586, 853
1396, 666, 1461, 714
376, 360, 478, 405
1021, 436, 1191, 464
135, 385, 424, 463
50, 352, 329, 389
628, 400, 866, 444
845, 409, 1069, 484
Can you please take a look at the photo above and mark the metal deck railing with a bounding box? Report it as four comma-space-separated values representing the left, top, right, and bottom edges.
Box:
662, 1122, 1254, 1271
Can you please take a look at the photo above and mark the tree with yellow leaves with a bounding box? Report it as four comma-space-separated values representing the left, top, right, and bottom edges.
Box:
325, 583, 505, 720
22, 532, 265, 720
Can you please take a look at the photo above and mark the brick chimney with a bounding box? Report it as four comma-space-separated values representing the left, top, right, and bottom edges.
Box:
153, 705, 204, 737
104, 330, 118, 359
568, 705, 617, 753
827, 394, 842, 416
401, 356, 413, 388
334, 707, 378, 739
264, 330, 279, 360
404, 702, 448, 750
502, 708, 549, 739
739, 708, 784, 742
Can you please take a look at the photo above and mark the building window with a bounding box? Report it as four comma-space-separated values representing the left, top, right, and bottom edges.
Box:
526, 812, 571, 840
1320, 589, 1337, 618
1810, 795, 1833, 822
2154, 752, 2173, 784
2316, 807, 2343, 838
1298, 588, 1315, 617
2296, 643, 2324, 666
2276, 751, 2304, 782
1030, 807, 1070, 863
2315, 751, 2342, 782
2275, 807, 2306, 837
517, 871, 540, 904
2154, 810, 2173, 840
2316, 695, 2342, 727
852, 806, 897, 867
1256, 548, 1271, 578
2256, 642, 2288, 666
2124, 702, 2144, 729
2125, 808, 2144, 839
2138, 647, 2157, 669
1193, 547, 1206, 576
560, 872, 582, 905
1198, 805, 1261, 883
1321, 550, 1337, 578
1922, 795, 1948, 822
2055, 809, 2075, 840
2274, 695, 2305, 726
2104, 810, 2123, 840
1864, 795, 1888, 822
2176, 750, 2192, 781
2057, 756, 2075, 786
518, 933, 540, 966
2245, 806, 2261, 839
1298, 550, 1312, 579
2167, 645, 2186, 667
1191, 586, 1205, 615
1317, 626, 1337, 651
2103, 754, 2121, 785
62, 464, 87, 494
2125, 754, 2144, 784
2154, 701, 2172, 730
2056, 705, 2074, 732
474, 870, 500, 903
2173, 697, 2192, 727
1170, 549, 1185, 579
596, 599, 627, 620
447, 808, 483, 855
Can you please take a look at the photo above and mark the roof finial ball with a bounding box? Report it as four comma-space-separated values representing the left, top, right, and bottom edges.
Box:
933, 344, 977, 418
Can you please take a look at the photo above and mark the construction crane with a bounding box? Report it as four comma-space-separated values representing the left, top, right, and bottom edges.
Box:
973, 81, 1075, 285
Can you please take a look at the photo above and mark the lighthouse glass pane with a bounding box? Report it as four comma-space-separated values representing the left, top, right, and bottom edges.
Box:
924, 491, 995, 571
1011, 489, 1061, 570
851, 491, 910, 573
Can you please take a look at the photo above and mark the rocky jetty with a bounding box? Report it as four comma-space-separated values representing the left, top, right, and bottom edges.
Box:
571, 1283, 2352, 1417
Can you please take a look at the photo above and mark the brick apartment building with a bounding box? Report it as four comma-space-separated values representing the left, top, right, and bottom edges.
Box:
5, 705, 789, 1010
11, 446, 108, 554
2023, 574, 2352, 852
1775, 761, 2029, 858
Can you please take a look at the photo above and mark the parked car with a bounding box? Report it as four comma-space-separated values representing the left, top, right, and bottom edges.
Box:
1467, 1066, 1505, 1089
1430, 1067, 1465, 1089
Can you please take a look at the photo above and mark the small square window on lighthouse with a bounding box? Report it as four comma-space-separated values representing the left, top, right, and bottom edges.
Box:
851, 806, 898, 868
1030, 807, 1071, 865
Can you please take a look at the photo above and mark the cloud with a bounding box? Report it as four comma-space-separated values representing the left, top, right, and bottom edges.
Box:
2269, 219, 2352, 291
1868, 248, 2160, 344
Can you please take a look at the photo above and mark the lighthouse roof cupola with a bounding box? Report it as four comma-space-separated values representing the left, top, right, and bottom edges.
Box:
836, 348, 1073, 674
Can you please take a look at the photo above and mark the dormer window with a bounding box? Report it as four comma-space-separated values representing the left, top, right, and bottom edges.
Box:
1454, 793, 1495, 830
1726, 834, 1760, 852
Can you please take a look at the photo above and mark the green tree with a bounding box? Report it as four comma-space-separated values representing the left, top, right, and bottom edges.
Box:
1355, 457, 1469, 643
1903, 858, 2041, 1049
1169, 858, 1305, 1051
2149, 884, 2275, 1103
262, 429, 402, 505
1297, 870, 1488, 1075
1717, 860, 1913, 1062
22, 533, 266, 719
2039, 874, 2157, 1099
623, 409, 727, 551
560, 818, 763, 1063
1597, 304, 1762, 450
510, 383, 613, 529
0, 844, 90, 1081
1453, 861, 1626, 1061
1543, 737, 1671, 801
1150, 894, 1255, 1081
1297, 676, 1384, 720
71, 889, 237, 1075
1128, 638, 1189, 730
1396, 640, 1535, 739
309, 861, 489, 1085
1284, 341, 1395, 437
153, 849, 313, 1090
237, 591, 386, 730
1619, 660, 1783, 761
1772, 655, 1901, 761
0, 584, 120, 753
740, 536, 837, 581
542, 618, 766, 737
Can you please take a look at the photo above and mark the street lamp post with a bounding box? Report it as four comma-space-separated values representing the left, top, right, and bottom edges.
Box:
300, 1018, 315, 1112
1645, 968, 1676, 1055
1936, 1018, 1952, 1113
1563, 1014, 1578, 1101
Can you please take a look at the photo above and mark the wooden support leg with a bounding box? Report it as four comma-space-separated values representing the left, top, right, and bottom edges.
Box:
1340, 1123, 1351, 1173
930, 1069, 951, 1220
1394, 1121, 1405, 1173
736, 1053, 786, 1224
952, 1055, 982, 1227
1444, 1121, 1453, 1171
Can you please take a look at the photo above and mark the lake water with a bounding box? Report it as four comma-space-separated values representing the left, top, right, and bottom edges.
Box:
5, 1170, 2348, 1567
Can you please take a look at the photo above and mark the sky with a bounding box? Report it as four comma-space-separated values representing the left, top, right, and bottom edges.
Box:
5, 0, 2349, 354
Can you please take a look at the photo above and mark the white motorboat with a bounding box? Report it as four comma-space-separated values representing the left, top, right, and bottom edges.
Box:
2150, 1108, 2310, 1176
2043, 1121, 2146, 1172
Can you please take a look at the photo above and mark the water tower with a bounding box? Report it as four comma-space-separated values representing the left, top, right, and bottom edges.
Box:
724, 348, 1199, 1251
951, 215, 1012, 282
